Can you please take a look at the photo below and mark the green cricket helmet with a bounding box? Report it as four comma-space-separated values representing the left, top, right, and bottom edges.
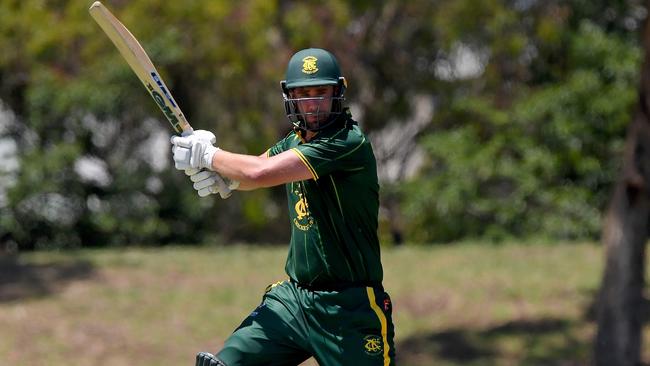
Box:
281, 48, 348, 131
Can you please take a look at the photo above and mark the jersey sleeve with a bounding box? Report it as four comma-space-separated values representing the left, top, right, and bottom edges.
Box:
266, 142, 283, 157
291, 132, 369, 180
266, 132, 300, 157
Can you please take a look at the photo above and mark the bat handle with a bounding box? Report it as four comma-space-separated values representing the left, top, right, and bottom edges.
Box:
180, 126, 194, 136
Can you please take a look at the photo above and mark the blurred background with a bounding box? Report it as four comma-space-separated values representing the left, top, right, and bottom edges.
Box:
0, 0, 649, 365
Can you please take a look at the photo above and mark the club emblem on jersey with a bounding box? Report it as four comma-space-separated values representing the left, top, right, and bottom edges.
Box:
295, 198, 308, 220
363, 335, 383, 356
302, 56, 318, 74
292, 186, 314, 231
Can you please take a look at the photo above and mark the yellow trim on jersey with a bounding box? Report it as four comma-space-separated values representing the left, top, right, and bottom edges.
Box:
366, 287, 390, 366
290, 148, 319, 180
294, 131, 306, 143
265, 280, 285, 293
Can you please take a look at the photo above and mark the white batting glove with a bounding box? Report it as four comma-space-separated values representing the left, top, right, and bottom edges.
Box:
189, 129, 216, 144
186, 169, 227, 199
171, 130, 219, 170
184, 168, 240, 199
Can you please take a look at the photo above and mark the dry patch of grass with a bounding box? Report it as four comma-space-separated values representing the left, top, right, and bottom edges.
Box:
0, 243, 648, 365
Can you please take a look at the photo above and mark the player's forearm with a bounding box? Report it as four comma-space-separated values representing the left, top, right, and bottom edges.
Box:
210, 150, 285, 190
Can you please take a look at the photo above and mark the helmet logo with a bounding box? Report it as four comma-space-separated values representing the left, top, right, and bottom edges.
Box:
301, 56, 319, 74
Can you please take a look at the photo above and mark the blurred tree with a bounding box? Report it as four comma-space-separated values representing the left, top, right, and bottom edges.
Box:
595, 1, 650, 364
0, 0, 294, 248
0, 0, 646, 248
400, 0, 645, 242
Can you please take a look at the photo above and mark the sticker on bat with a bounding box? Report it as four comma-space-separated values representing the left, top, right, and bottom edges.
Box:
147, 83, 181, 131
150, 71, 177, 108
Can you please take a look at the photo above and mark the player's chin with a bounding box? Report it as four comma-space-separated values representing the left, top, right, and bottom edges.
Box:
306, 115, 327, 126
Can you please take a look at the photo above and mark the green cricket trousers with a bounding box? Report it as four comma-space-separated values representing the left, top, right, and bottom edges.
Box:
216, 279, 396, 366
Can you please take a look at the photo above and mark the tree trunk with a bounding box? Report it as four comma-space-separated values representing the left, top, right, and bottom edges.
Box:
595, 170, 648, 365
594, 3, 650, 364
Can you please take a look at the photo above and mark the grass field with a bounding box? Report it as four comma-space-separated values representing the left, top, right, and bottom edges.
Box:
0, 242, 648, 366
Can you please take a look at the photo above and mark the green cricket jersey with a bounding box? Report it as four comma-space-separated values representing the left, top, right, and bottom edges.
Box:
267, 112, 383, 288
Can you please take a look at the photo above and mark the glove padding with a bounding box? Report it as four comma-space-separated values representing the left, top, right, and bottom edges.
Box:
184, 168, 239, 199
171, 130, 219, 171
196, 352, 226, 366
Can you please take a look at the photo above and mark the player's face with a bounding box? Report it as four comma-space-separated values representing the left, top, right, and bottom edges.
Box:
290, 85, 335, 127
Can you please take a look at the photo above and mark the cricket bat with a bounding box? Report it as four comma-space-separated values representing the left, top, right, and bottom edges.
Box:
89, 1, 192, 134
90, 1, 236, 198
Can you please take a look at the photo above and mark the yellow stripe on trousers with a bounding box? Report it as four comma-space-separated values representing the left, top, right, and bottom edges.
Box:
366, 287, 390, 366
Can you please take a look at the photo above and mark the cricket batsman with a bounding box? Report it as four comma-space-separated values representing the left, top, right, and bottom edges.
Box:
171, 48, 396, 366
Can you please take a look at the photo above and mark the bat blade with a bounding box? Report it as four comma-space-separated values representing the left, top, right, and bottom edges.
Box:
89, 1, 192, 134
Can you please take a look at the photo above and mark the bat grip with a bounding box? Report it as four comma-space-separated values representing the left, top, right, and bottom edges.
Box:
180, 126, 194, 136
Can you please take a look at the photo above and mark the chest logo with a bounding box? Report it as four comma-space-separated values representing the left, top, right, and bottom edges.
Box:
302, 56, 318, 74
295, 198, 308, 220
293, 188, 314, 231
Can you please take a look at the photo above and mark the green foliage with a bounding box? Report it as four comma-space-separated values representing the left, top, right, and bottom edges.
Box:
0, 0, 288, 249
402, 14, 641, 242
0, 0, 645, 248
